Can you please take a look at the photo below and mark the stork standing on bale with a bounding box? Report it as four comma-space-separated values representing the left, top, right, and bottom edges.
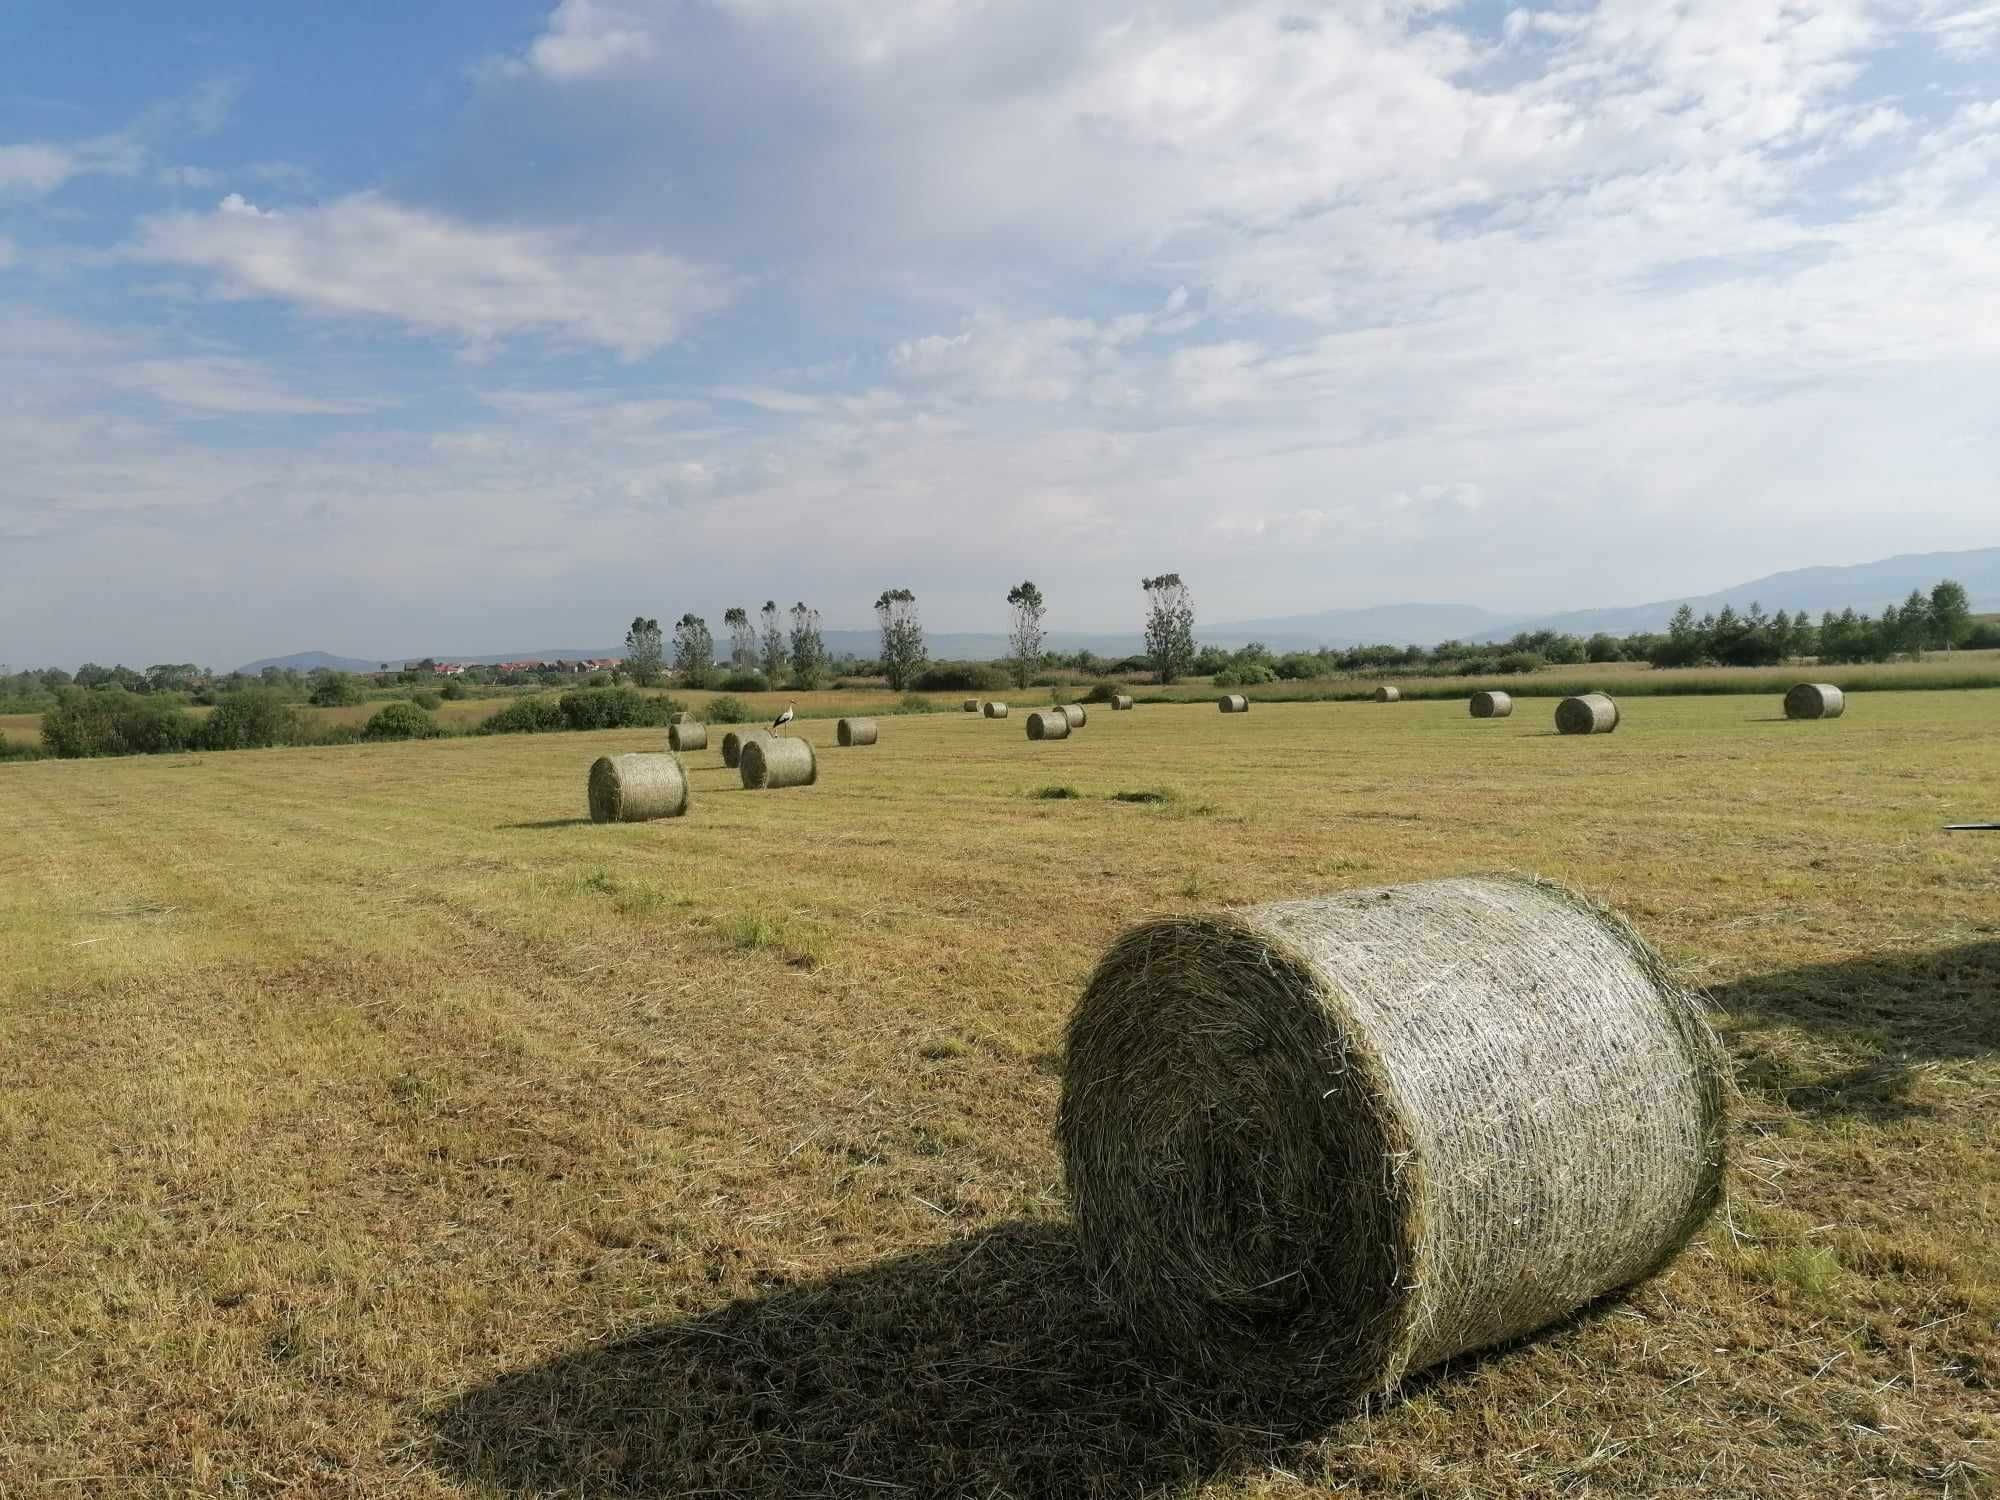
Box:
771, 700, 796, 737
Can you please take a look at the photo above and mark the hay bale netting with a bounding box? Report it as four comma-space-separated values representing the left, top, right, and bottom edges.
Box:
1058, 703, 1087, 729
739, 735, 817, 790
721, 727, 773, 769
1059, 876, 1726, 1400
1026, 709, 1072, 741
1469, 690, 1514, 719
1217, 694, 1249, 714
963, 698, 981, 712
1112, 694, 1135, 711
1555, 693, 1619, 735
1374, 686, 1401, 703
586, 753, 690, 823
1784, 683, 1845, 721
667, 720, 708, 752
983, 701, 1009, 719
836, 716, 878, 747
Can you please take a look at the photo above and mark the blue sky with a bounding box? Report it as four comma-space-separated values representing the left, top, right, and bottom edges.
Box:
3, 0, 1997, 667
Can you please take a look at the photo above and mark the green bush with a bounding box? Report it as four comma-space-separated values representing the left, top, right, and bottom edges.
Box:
913, 661, 1009, 692
411, 690, 442, 711
899, 691, 935, 713
362, 702, 441, 741
1214, 663, 1276, 687
477, 697, 566, 734
308, 671, 365, 708
558, 687, 678, 731
1496, 651, 1545, 675
439, 679, 467, 700
202, 689, 300, 751
1083, 681, 1119, 703
41, 688, 199, 758
704, 695, 753, 724
718, 671, 768, 693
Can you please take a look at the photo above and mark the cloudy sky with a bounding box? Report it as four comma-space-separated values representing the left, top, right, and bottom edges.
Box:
3, 0, 1997, 666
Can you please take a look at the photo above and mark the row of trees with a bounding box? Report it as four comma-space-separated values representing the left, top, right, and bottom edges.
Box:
623, 601, 833, 691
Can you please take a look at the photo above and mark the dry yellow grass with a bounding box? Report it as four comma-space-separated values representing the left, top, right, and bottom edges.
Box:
2, 693, 1997, 1497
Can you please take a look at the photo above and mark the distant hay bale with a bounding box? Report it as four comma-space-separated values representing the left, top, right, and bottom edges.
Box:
739, 735, 817, 790
1470, 690, 1513, 719
1374, 686, 1401, 703
1058, 704, 1087, 728
963, 698, 980, 712
1555, 693, 1619, 735
1217, 694, 1249, 713
983, 701, 1009, 719
1112, 694, 1135, 710
837, 716, 878, 747
670, 710, 693, 725
721, 727, 773, 768
1784, 683, 1845, 720
667, 720, 708, 752
586, 753, 690, 823
1027, 710, 1072, 741
1059, 875, 1726, 1400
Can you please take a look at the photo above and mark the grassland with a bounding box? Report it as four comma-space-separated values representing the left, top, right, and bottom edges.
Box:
2, 692, 1996, 1497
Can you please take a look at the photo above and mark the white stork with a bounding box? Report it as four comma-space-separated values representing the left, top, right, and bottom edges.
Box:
771, 700, 796, 736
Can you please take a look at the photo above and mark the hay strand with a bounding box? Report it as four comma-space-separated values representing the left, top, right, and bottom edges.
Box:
721, 727, 773, 768
586, 753, 690, 823
983, 701, 1009, 719
1217, 694, 1249, 713
1112, 694, 1135, 710
1469, 690, 1513, 719
836, 717, 878, 747
1784, 683, 1845, 720
1555, 693, 1619, 735
1026, 710, 1072, 741
1058, 704, 1087, 728
1374, 686, 1401, 703
668, 720, 708, 752
1059, 875, 1726, 1400
739, 735, 817, 790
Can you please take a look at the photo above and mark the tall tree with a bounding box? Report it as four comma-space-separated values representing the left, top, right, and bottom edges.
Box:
1141, 573, 1197, 684
1897, 588, 1933, 656
759, 600, 788, 684
1005, 580, 1046, 688
873, 588, 928, 690
788, 602, 826, 689
673, 613, 716, 687
724, 607, 758, 670
1930, 578, 1972, 650
624, 616, 664, 686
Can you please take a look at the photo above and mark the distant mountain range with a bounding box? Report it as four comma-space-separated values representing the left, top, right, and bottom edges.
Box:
234, 545, 1998, 673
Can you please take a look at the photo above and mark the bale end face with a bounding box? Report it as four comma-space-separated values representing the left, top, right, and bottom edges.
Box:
668, 721, 708, 752
586, 753, 690, 823
1555, 693, 1619, 735
740, 735, 818, 789
836, 716, 878, 747
1217, 694, 1249, 713
1784, 683, 1845, 720
1026, 710, 1072, 741
983, 701, 1009, 719
1470, 690, 1513, 719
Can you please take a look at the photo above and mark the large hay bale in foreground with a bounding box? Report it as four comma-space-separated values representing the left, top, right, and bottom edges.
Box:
1026, 710, 1071, 741
587, 753, 690, 823
836, 716, 878, 746
721, 727, 773, 768
668, 720, 708, 752
1555, 693, 1619, 735
739, 735, 817, 790
1112, 694, 1135, 710
1217, 694, 1249, 713
1469, 690, 1513, 719
1374, 686, 1401, 703
1058, 704, 1087, 728
1784, 683, 1845, 720
963, 698, 980, 712
1060, 876, 1725, 1400
983, 701, 1009, 719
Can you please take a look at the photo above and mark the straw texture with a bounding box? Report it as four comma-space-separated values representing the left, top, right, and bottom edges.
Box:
1469, 691, 1513, 719
668, 721, 708, 752
1555, 693, 1619, 735
1027, 710, 1072, 741
1217, 694, 1249, 714
837, 717, 879, 747
983, 701, 1009, 719
1060, 875, 1726, 1401
721, 728, 773, 769
586, 753, 690, 823
1784, 683, 1845, 720
739, 736, 818, 790
1374, 686, 1401, 703
1058, 704, 1087, 728
1112, 694, 1136, 710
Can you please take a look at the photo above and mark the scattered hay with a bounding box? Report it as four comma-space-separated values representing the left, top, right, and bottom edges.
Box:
739, 736, 817, 790
1027, 710, 1072, 741
668, 720, 708, 752
1784, 683, 1845, 720
1555, 693, 1619, 735
1112, 694, 1135, 710
586, 753, 690, 823
1058, 704, 1087, 728
1374, 686, 1401, 703
1035, 785, 1083, 800
720, 727, 773, 768
1059, 875, 1726, 1400
963, 698, 980, 712
1217, 694, 1249, 714
983, 701, 1009, 719
836, 717, 879, 747
1469, 690, 1513, 719
1110, 788, 1171, 804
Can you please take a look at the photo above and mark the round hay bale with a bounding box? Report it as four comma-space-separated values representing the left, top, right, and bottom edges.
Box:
669, 710, 693, 725
983, 701, 1009, 719
1112, 694, 1135, 711
1374, 686, 1401, 703
721, 727, 773, 769
1217, 694, 1249, 713
1555, 693, 1619, 735
1059, 875, 1726, 1400
1026, 710, 1072, 741
1058, 704, 1087, 728
739, 735, 817, 790
963, 698, 980, 712
586, 753, 690, 823
1469, 690, 1513, 719
836, 716, 878, 747
668, 720, 708, 752
1784, 683, 1845, 720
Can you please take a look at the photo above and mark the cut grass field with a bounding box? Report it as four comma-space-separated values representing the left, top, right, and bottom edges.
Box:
3, 692, 1997, 1497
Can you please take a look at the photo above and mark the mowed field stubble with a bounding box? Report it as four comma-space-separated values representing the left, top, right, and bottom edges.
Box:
3, 693, 1997, 1497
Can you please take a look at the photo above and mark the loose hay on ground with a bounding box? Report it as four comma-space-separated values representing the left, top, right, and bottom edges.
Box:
1784, 683, 1846, 720
1556, 693, 1620, 735
586, 752, 690, 823
1059, 875, 1726, 1402
739, 736, 818, 789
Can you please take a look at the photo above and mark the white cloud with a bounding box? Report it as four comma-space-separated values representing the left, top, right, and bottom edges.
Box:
137, 193, 735, 356
0, 136, 143, 196
108, 358, 385, 416
518, 0, 660, 77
